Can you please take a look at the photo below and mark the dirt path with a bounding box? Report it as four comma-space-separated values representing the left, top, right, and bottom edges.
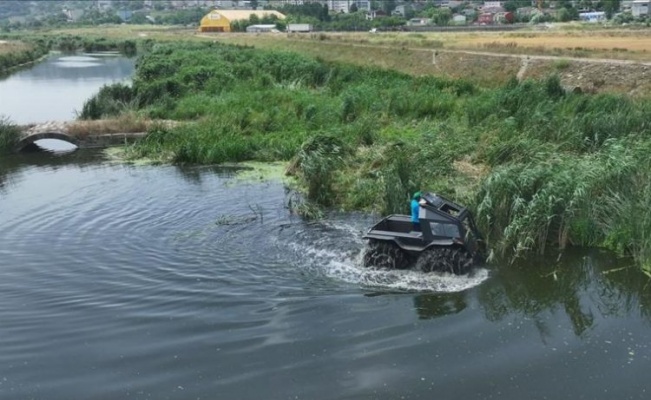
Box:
214, 35, 651, 95
325, 41, 651, 94
436, 48, 651, 66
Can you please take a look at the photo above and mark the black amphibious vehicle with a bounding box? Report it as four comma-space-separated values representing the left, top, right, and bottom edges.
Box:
362, 192, 484, 275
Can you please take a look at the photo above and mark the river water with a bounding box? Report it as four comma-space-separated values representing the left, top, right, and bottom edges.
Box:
1, 53, 651, 400
0, 52, 135, 124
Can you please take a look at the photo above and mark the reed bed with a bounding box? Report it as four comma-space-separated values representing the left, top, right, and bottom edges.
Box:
82, 41, 651, 269
0, 40, 48, 72
0, 117, 20, 153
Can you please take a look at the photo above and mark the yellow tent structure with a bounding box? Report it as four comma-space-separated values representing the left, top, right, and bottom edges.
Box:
199, 10, 286, 33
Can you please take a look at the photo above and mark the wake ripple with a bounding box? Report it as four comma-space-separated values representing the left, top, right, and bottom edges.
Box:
279, 220, 489, 293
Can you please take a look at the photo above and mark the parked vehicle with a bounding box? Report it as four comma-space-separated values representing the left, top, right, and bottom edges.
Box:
287, 23, 312, 33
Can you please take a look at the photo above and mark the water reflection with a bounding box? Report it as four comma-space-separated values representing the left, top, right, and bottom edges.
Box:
33, 139, 78, 153
0, 149, 100, 192
413, 292, 467, 319
15, 53, 134, 80
174, 164, 244, 184
0, 150, 264, 196
477, 250, 650, 341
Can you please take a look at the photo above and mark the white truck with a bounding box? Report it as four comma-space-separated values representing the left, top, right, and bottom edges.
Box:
287, 23, 312, 33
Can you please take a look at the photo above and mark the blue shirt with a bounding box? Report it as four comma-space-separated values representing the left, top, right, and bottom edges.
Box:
411, 199, 420, 223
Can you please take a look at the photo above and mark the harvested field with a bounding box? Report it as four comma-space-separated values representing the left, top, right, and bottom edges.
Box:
0, 40, 32, 55
38, 25, 651, 96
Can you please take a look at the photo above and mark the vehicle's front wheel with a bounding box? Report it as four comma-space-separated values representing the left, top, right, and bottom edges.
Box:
416, 247, 473, 275
363, 240, 409, 270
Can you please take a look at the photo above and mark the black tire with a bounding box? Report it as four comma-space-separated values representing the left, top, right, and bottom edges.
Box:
416, 247, 474, 275
363, 240, 410, 270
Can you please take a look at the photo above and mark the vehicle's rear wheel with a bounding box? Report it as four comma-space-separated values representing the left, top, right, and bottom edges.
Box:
416, 247, 473, 275
363, 240, 409, 270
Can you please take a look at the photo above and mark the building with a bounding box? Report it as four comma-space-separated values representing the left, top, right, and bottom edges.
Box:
366, 10, 387, 20
116, 9, 133, 21
63, 8, 84, 22
516, 6, 537, 17
328, 0, 352, 13
96, 0, 113, 10
406, 17, 432, 26
441, 1, 465, 8
213, 1, 236, 8
393, 4, 413, 16
477, 12, 494, 24
287, 23, 312, 32
198, 9, 285, 32
356, 0, 371, 11
452, 14, 467, 24
578, 11, 606, 22
268, 0, 304, 7
246, 24, 277, 32
632, 0, 650, 17
494, 11, 514, 23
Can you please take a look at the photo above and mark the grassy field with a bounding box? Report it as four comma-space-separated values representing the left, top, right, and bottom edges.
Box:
15, 25, 648, 94
214, 27, 651, 60
213, 30, 651, 93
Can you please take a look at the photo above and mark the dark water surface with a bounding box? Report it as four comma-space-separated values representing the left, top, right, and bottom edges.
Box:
0, 52, 135, 124
1, 151, 650, 400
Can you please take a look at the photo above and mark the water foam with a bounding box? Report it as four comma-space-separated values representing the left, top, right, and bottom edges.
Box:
282, 221, 489, 293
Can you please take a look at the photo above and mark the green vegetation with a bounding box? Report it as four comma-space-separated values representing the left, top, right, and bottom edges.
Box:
82, 41, 651, 270
553, 58, 572, 70
0, 40, 48, 72
0, 116, 20, 153
50, 35, 138, 55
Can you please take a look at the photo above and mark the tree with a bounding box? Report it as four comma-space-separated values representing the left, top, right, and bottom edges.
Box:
383, 0, 396, 14
350, 3, 358, 13
129, 12, 149, 24
556, 8, 573, 22
322, 4, 331, 22
427, 7, 452, 25
503, 1, 518, 12
601, 0, 621, 18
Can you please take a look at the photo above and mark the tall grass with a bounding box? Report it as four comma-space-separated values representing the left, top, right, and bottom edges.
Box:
0, 116, 20, 153
83, 41, 651, 268
0, 40, 49, 72
471, 79, 651, 264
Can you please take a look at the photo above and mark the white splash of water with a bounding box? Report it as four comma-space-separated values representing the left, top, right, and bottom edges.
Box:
285, 241, 489, 293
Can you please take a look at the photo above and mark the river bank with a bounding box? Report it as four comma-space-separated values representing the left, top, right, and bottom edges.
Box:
0, 39, 49, 73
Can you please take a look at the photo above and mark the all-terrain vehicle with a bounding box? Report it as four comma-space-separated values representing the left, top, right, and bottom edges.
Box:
362, 192, 484, 275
